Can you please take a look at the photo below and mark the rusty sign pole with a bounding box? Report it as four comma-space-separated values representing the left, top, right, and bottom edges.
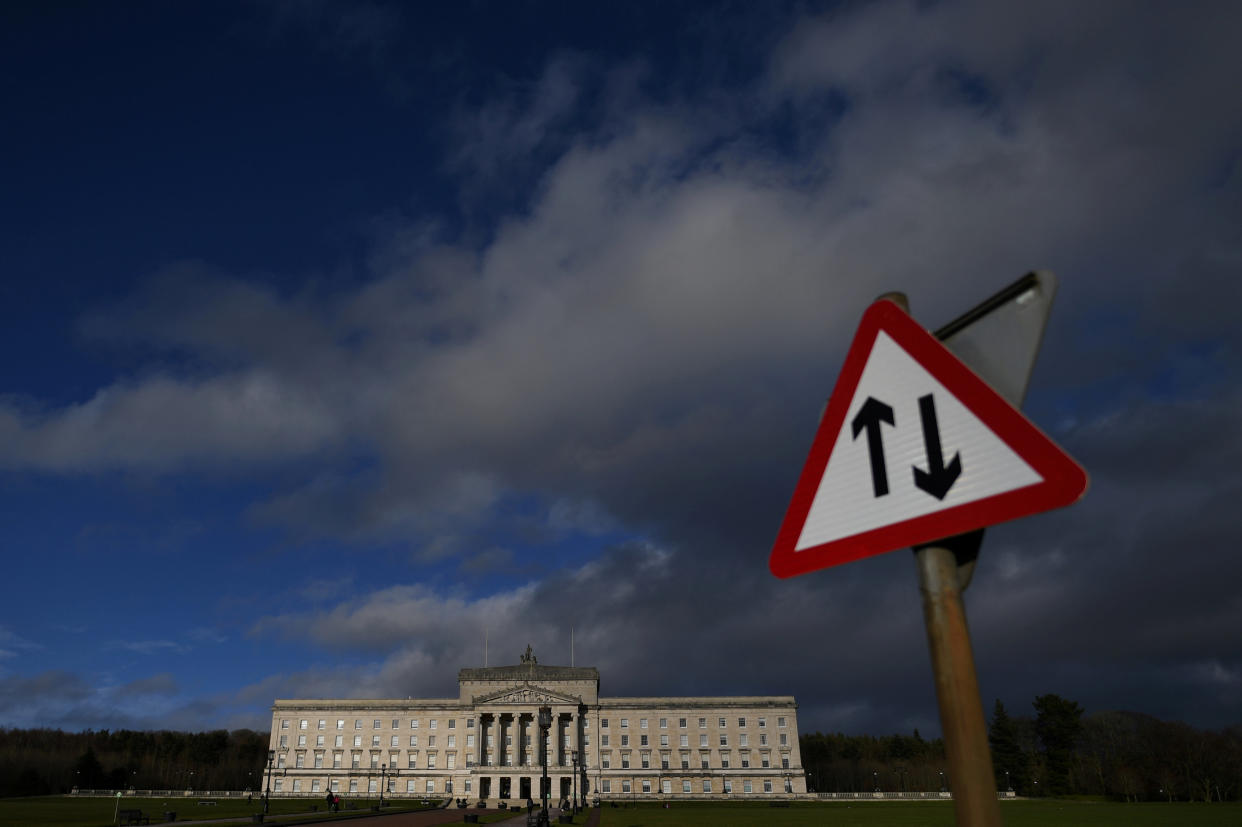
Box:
880, 292, 1001, 827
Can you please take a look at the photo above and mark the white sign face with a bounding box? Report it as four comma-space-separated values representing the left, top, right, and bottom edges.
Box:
795, 330, 1042, 550
769, 298, 1086, 579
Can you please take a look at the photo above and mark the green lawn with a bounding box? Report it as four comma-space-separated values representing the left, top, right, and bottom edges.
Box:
0, 795, 437, 827
596, 800, 1242, 827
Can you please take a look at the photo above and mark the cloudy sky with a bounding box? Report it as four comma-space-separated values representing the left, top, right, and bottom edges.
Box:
2, 0, 1240, 737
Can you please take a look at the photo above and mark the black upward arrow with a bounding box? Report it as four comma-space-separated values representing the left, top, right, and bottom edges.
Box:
852, 396, 895, 497
912, 393, 962, 500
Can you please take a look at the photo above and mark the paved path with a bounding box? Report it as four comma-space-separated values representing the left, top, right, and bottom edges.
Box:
165, 805, 602, 827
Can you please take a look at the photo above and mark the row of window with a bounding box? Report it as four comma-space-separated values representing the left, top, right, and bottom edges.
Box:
600, 753, 792, 770
601, 716, 787, 730
272, 776, 794, 796
283, 715, 789, 734
600, 778, 793, 794
285, 718, 465, 731
280, 732, 590, 750
599, 732, 788, 748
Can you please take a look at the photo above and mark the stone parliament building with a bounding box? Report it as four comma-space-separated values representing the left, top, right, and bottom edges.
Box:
268, 648, 807, 802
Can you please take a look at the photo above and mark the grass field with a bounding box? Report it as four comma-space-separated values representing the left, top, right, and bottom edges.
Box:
0, 795, 438, 827
596, 800, 1242, 826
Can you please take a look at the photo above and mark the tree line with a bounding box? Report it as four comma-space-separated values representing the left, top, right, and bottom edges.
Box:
801, 694, 1242, 802
0, 728, 268, 797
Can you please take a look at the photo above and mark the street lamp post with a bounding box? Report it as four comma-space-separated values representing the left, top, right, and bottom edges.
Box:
1005, 771, 1012, 792
873, 770, 879, 793
264, 750, 275, 814
539, 706, 552, 827
571, 750, 579, 813
939, 770, 946, 793
379, 764, 387, 808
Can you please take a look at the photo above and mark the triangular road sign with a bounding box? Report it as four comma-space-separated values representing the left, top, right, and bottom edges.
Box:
770, 299, 1087, 578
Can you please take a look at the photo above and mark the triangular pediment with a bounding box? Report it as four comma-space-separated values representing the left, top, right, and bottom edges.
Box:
473, 682, 582, 706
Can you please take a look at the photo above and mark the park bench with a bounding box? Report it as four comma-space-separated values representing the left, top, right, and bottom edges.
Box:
197, 800, 217, 805
118, 810, 150, 826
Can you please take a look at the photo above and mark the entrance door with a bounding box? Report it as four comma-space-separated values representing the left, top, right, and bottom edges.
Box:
560, 777, 571, 802
499, 777, 511, 799
479, 777, 491, 799
519, 777, 531, 801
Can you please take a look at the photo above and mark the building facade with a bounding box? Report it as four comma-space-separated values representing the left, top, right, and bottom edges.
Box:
267, 650, 807, 801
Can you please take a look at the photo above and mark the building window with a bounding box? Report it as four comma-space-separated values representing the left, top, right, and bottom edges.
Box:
426, 780, 435, 794
349, 780, 357, 794
660, 755, 669, 770
702, 780, 712, 793
273, 779, 282, 793
355, 719, 362, 730
723, 780, 732, 794
698, 717, 706, 728
406, 780, 416, 793
390, 752, 399, 766
391, 719, 399, 729
411, 719, 419, 729
311, 779, 321, 793
427, 754, 436, 768
371, 736, 380, 747
370, 755, 378, 769
721, 755, 730, 769
699, 734, 707, 747
299, 720, 308, 730
391, 735, 399, 748
331, 780, 339, 792
719, 735, 727, 746
317, 719, 325, 730
760, 734, 768, 746
621, 735, 629, 747
314, 753, 323, 768
410, 736, 418, 747
681, 755, 689, 769
333, 753, 341, 768
642, 781, 651, 794
602, 735, 610, 747
602, 756, 610, 769
408, 755, 416, 769
337, 719, 344, 730
430, 720, 437, 730
448, 719, 456, 729
351, 755, 359, 769
718, 718, 726, 728
368, 780, 377, 794
640, 735, 648, 747
659, 735, 668, 747
782, 756, 790, 769
298, 735, 306, 747
640, 719, 648, 729
467, 734, 475, 747
741, 755, 750, 769
279, 735, 287, 748
281, 720, 289, 730
447, 753, 456, 769
679, 734, 688, 747
448, 735, 456, 748
334, 735, 343, 748
641, 754, 650, 769
620, 719, 627, 728
661, 780, 671, 794
293, 780, 302, 793
373, 720, 381, 729
740, 734, 748, 747
622, 781, 631, 794
428, 736, 436, 747
682, 781, 691, 794
354, 735, 362, 747
278, 754, 286, 769
601, 718, 608, 728
621, 755, 629, 769
778, 717, 787, 728
744, 781, 753, 794
762, 755, 770, 768
764, 780, 773, 793
759, 717, 766, 728
465, 780, 473, 793
295, 753, 304, 768
738, 717, 746, 728
659, 718, 667, 729
602, 781, 611, 793
679, 718, 687, 728
779, 733, 788, 746
316, 735, 324, 747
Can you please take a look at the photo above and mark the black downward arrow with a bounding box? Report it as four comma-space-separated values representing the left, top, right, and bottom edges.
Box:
852, 396, 895, 497
912, 393, 962, 500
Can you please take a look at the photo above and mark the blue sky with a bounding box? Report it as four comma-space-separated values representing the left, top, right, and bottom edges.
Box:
2, 0, 1240, 736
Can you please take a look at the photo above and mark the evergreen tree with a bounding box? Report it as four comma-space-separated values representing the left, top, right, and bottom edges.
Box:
1033, 694, 1083, 796
988, 700, 1027, 794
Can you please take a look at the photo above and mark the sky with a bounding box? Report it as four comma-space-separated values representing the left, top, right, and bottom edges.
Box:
1, 0, 1240, 738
